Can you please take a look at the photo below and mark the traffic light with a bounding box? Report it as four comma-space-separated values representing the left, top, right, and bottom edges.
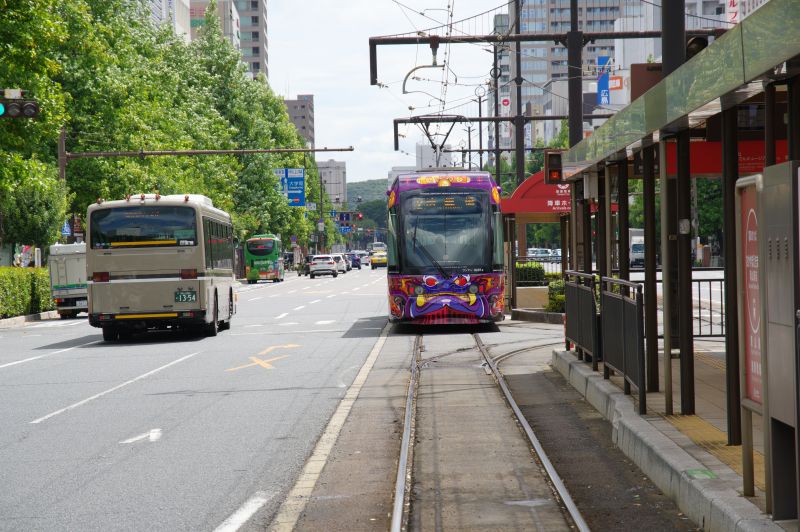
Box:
0, 99, 39, 119
357, 212, 363, 220
544, 149, 564, 185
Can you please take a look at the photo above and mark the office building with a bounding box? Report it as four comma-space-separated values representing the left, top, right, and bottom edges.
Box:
284, 95, 315, 148
235, 0, 269, 79
318, 160, 347, 207
147, 0, 192, 42
486, 13, 513, 165
190, 0, 241, 49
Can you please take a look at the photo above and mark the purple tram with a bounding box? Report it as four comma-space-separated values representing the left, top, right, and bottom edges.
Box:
386, 171, 506, 325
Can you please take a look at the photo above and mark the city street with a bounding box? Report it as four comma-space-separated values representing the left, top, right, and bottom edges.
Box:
0, 269, 387, 532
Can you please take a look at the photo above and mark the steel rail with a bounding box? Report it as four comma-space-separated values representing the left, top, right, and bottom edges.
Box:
390, 334, 422, 532
473, 333, 591, 532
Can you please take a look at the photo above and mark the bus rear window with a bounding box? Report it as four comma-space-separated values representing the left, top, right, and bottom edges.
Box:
246, 239, 275, 256
90, 206, 197, 249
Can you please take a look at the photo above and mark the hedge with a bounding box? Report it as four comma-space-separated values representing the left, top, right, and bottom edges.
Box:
0, 267, 55, 319
514, 261, 546, 286
545, 279, 565, 313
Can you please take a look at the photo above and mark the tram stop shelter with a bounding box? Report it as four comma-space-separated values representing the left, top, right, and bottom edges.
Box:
558, 0, 800, 523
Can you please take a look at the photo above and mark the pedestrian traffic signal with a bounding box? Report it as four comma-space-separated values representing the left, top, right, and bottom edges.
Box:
0, 99, 39, 119
544, 149, 564, 185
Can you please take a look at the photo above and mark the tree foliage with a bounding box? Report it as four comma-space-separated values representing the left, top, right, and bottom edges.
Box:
0, 0, 324, 250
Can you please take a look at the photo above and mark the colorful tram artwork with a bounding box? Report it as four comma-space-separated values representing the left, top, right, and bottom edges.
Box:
386, 171, 506, 324
244, 234, 285, 283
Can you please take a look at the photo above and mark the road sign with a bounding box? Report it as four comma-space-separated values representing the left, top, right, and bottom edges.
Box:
274, 168, 306, 207
330, 210, 337, 217
61, 220, 72, 236
501, 98, 510, 106
609, 76, 623, 90
597, 56, 611, 105
317, 222, 325, 232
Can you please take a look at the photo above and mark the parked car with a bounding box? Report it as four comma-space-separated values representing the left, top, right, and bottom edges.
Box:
371, 251, 388, 269
331, 254, 348, 274
346, 252, 362, 270
550, 249, 562, 263
528, 248, 552, 262
309, 255, 338, 278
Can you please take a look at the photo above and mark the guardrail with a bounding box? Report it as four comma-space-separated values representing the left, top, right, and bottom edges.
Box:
600, 277, 646, 415
564, 271, 601, 369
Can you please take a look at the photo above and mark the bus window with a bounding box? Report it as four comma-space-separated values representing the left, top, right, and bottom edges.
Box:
90, 206, 197, 249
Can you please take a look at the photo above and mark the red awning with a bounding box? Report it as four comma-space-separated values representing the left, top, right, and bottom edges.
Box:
500, 170, 572, 215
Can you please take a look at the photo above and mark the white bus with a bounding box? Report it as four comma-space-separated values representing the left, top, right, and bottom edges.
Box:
86, 194, 236, 341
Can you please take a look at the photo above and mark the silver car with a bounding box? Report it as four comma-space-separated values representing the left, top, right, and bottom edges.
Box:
331, 254, 348, 274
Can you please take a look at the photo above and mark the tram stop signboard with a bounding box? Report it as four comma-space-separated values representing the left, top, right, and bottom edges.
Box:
738, 182, 762, 405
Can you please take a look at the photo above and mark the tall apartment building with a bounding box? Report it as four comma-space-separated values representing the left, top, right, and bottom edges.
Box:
284, 95, 315, 148
147, 0, 191, 42
190, 0, 241, 49
317, 160, 347, 206
235, 0, 269, 79
486, 13, 513, 165
501, 0, 727, 144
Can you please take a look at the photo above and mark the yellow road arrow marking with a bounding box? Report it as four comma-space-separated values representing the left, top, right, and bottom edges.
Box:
227, 355, 290, 372
258, 343, 300, 356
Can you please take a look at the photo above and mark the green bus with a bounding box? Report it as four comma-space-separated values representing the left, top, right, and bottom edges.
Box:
244, 233, 285, 284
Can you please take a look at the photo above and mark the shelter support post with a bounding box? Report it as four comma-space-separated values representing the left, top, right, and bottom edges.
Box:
619, 158, 630, 282
659, 141, 674, 415
722, 105, 742, 444
643, 145, 659, 392
598, 170, 608, 281
765, 83, 776, 167
677, 129, 695, 415
790, 71, 800, 160
582, 196, 592, 274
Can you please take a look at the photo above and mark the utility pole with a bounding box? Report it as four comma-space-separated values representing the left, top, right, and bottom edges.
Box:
493, 44, 501, 183
514, 0, 525, 186
474, 86, 485, 170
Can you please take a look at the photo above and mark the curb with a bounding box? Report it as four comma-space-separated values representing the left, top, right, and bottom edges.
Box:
510, 309, 564, 324
551, 350, 778, 532
0, 310, 60, 330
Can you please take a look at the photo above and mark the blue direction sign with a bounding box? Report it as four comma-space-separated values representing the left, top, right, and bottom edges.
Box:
597, 56, 610, 105
61, 219, 72, 236
330, 210, 337, 217
274, 168, 306, 207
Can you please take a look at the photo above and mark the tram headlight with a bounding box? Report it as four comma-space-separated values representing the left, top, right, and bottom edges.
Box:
414, 286, 424, 296
468, 284, 478, 294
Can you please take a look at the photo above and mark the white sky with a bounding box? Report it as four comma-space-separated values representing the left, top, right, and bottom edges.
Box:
268, 0, 503, 182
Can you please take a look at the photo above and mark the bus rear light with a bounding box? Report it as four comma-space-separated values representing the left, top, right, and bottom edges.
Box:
98, 314, 113, 321
93, 272, 109, 283
180, 311, 195, 318
180, 269, 198, 280
54, 298, 63, 303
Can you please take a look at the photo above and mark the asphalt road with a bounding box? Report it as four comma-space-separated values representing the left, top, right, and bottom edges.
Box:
0, 267, 388, 532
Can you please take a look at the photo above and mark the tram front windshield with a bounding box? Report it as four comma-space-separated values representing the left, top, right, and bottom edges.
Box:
399, 188, 490, 275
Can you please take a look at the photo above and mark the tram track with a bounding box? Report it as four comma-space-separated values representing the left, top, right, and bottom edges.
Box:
390, 330, 589, 532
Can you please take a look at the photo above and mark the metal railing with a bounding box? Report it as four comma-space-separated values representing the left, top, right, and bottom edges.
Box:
564, 271, 601, 368
515, 255, 562, 281
600, 277, 646, 415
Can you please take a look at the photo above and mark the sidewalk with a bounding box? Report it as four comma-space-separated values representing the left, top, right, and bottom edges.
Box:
551, 340, 788, 531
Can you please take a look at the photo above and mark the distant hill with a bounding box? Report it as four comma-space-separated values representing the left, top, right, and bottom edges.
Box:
347, 179, 388, 204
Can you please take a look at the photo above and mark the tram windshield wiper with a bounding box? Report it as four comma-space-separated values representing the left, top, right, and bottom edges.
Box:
412, 219, 448, 279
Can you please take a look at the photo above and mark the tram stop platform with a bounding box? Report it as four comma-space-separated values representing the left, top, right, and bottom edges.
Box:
552, 338, 792, 531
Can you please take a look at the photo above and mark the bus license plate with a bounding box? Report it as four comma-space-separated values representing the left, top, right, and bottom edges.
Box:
175, 290, 197, 303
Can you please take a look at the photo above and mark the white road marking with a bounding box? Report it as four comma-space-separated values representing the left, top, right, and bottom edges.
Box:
302, 286, 310, 290
326, 295, 335, 298
30, 351, 202, 424
268, 323, 389, 532
120, 428, 162, 444
315, 320, 336, 325
352, 287, 360, 291
214, 491, 275, 532
275, 313, 288, 320
293, 305, 305, 311
247, 297, 263, 302
0, 340, 101, 370
269, 294, 279, 298
278, 322, 300, 326
245, 324, 262, 328
230, 329, 344, 336
309, 299, 321, 304
287, 290, 297, 294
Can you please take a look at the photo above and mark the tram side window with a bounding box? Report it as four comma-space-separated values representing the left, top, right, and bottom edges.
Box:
492, 210, 504, 270
387, 210, 398, 271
